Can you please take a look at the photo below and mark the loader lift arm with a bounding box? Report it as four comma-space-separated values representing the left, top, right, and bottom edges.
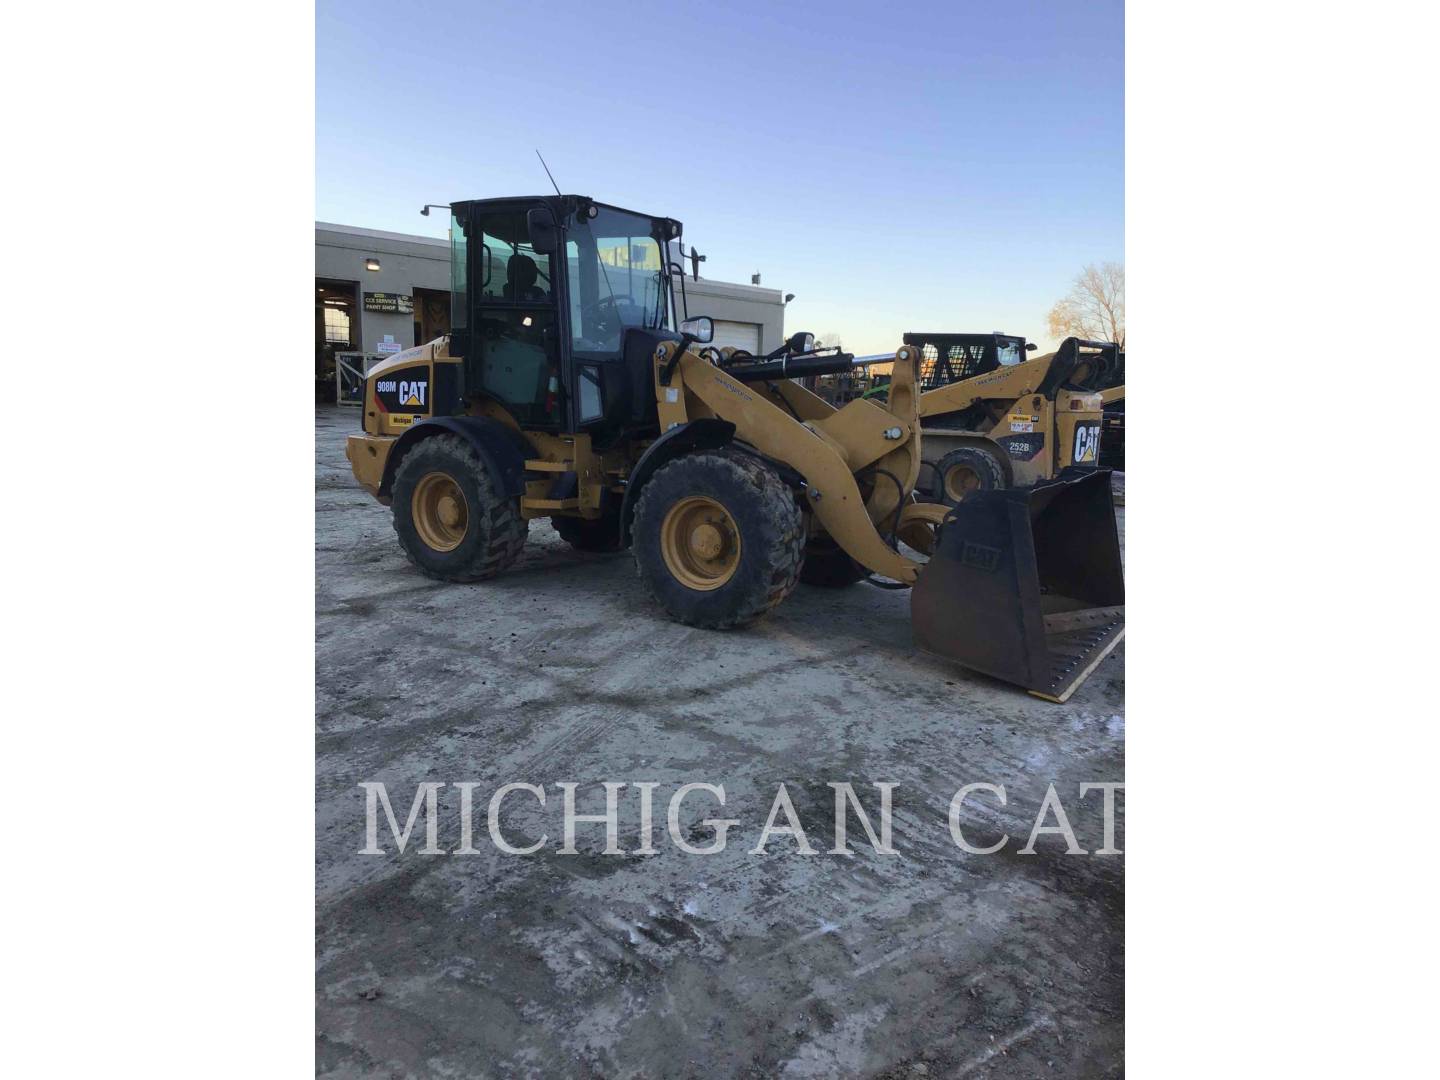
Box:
652, 340, 928, 583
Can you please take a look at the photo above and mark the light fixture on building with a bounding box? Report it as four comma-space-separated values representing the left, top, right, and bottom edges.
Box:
365, 258, 381, 272
420, 204, 449, 217
522, 316, 533, 327
751, 272, 761, 285
784, 293, 795, 303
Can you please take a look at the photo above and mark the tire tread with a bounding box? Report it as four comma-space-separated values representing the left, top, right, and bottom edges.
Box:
632, 449, 804, 628
391, 434, 527, 582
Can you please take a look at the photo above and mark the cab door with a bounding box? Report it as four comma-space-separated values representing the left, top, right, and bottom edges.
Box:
464, 203, 564, 430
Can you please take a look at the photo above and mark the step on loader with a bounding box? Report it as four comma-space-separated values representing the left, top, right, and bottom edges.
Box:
344, 195, 1124, 700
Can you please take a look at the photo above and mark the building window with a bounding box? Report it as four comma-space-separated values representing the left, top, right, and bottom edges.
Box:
323, 305, 351, 345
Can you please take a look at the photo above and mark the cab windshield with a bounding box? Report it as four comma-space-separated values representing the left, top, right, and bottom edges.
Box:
566, 207, 670, 353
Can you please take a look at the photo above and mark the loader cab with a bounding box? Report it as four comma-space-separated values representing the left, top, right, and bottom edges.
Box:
448, 195, 683, 441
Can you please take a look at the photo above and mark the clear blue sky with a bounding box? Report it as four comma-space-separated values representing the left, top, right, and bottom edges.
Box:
317, 0, 1123, 355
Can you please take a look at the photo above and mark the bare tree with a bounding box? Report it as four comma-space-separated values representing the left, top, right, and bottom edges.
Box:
1046, 263, 1124, 348
815, 331, 844, 351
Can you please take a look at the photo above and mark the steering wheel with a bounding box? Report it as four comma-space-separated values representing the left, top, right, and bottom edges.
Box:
579, 294, 639, 339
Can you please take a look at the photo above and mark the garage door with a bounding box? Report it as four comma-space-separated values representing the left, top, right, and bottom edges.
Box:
711, 320, 762, 354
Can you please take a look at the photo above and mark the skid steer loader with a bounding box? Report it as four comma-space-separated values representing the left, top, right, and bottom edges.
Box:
343, 196, 1124, 700
897, 332, 1125, 506
1023, 339, 1126, 472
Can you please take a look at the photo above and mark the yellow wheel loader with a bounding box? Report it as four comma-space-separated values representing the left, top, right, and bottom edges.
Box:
344, 196, 1124, 700
892, 332, 1124, 506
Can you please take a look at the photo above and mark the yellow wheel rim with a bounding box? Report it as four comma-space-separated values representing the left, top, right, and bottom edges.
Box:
411, 471, 469, 552
943, 463, 982, 502
659, 496, 741, 591
896, 520, 937, 556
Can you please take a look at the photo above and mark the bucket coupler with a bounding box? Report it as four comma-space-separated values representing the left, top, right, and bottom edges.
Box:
911, 469, 1125, 702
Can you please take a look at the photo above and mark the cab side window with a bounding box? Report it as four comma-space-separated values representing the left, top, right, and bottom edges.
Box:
476, 215, 552, 302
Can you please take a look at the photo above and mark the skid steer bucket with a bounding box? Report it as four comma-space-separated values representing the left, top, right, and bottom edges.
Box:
911, 470, 1124, 702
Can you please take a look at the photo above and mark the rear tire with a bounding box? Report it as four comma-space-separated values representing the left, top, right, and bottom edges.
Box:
391, 434, 528, 582
632, 449, 805, 628
933, 445, 1007, 507
799, 535, 868, 587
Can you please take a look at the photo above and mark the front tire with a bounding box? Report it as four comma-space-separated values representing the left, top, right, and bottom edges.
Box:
632, 450, 805, 628
391, 434, 527, 582
932, 445, 1007, 507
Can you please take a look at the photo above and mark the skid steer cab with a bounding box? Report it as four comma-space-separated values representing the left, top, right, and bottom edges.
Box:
344, 195, 1123, 700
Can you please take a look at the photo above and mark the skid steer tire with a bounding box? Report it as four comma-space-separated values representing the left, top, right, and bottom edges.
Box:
933, 445, 1007, 507
553, 506, 626, 552
391, 434, 527, 582
632, 449, 805, 629
799, 536, 868, 587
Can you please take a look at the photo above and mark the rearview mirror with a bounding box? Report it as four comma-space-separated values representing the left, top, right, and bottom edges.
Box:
787, 331, 815, 354
1025, 343, 1037, 351
526, 207, 560, 253
680, 316, 713, 343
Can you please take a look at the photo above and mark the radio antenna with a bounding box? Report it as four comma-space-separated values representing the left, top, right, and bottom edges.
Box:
535, 150, 563, 197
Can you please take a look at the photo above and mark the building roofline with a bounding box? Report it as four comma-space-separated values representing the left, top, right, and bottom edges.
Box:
683, 277, 784, 303
316, 221, 449, 248
316, 222, 786, 302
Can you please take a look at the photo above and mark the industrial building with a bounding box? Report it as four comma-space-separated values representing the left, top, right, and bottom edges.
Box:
316, 222, 786, 401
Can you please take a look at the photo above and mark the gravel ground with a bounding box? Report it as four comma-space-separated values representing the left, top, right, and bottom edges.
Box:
315, 406, 1125, 1078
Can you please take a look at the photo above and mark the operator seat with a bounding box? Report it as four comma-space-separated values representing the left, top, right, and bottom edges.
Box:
504, 254, 546, 301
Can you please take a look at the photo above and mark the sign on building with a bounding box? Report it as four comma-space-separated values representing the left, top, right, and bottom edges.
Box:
364, 292, 413, 314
